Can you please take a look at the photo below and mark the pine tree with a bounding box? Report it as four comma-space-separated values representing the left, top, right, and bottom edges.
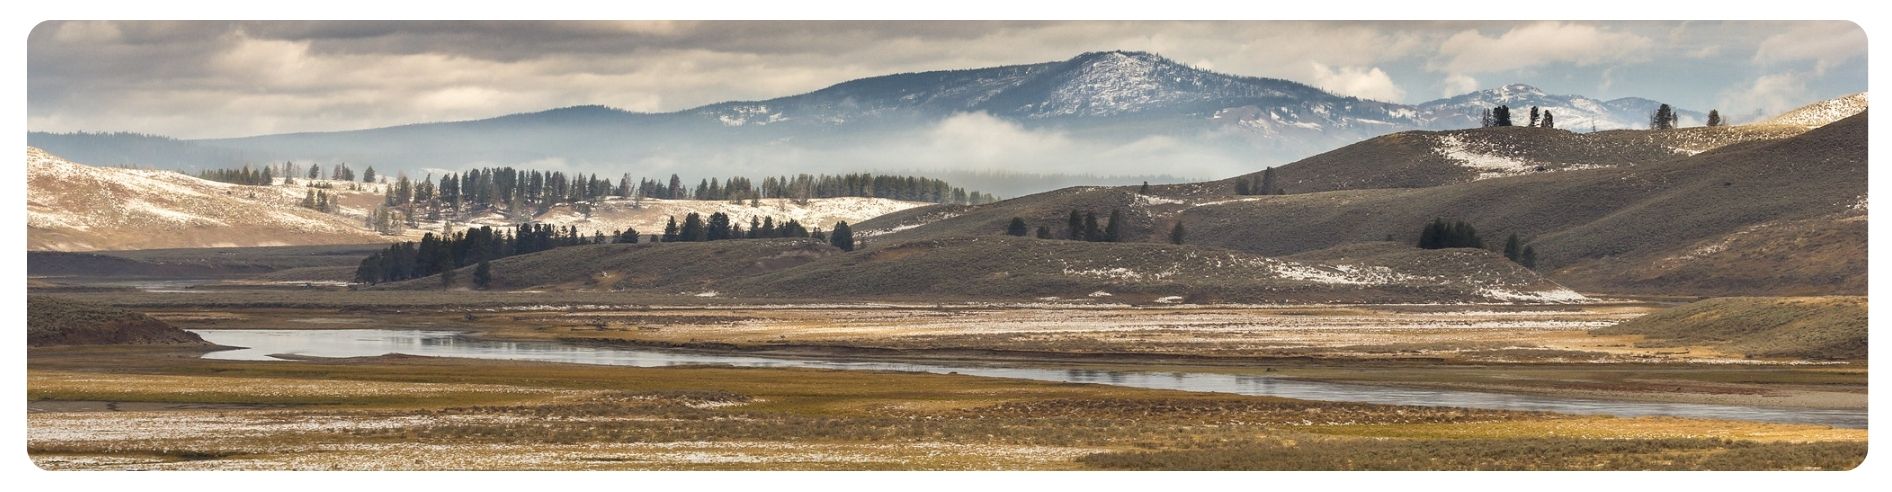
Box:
1521, 246, 1538, 270
1651, 104, 1677, 130
1540, 110, 1555, 129
1529, 106, 1541, 127
1260, 167, 1280, 195
1493, 106, 1513, 127
1006, 217, 1029, 236
1067, 210, 1085, 241
1035, 226, 1052, 239
1169, 222, 1186, 245
1707, 109, 1723, 127
684, 211, 707, 241
830, 221, 855, 252
1139, 181, 1151, 194
473, 260, 493, 289
1481, 108, 1494, 128
308, 163, 321, 180
1235, 178, 1251, 196
662, 216, 680, 242
1103, 209, 1123, 242
1503, 233, 1522, 262
363, 166, 376, 183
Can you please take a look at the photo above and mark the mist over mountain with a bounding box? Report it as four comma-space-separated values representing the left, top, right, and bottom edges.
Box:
31, 51, 1716, 194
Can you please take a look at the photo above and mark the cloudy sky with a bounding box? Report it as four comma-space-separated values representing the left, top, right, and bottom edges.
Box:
28, 20, 1867, 139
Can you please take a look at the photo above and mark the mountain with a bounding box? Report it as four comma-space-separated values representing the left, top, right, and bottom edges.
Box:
28, 51, 1716, 191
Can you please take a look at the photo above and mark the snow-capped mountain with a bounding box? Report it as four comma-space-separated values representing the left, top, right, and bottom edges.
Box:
1410, 83, 1706, 131
32, 51, 1729, 185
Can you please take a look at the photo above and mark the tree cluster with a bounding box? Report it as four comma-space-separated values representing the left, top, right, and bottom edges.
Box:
1058, 209, 1127, 242
197, 165, 274, 186
1501, 233, 1540, 270
633, 172, 995, 205
1650, 104, 1680, 130
353, 224, 624, 285
1416, 218, 1486, 249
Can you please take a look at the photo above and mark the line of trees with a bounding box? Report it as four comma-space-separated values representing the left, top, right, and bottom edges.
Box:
636, 172, 997, 205
1481, 105, 1555, 129
353, 223, 651, 285
658, 212, 827, 243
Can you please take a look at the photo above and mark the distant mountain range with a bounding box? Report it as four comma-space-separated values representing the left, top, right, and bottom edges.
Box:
31, 51, 1747, 191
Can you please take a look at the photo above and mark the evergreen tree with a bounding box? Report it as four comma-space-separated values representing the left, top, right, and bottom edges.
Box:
1103, 209, 1123, 242
1529, 106, 1541, 127
1503, 233, 1522, 262
1481, 108, 1494, 128
1035, 226, 1052, 239
830, 221, 855, 252
662, 216, 680, 242
308, 163, 321, 180
1417, 218, 1486, 249
1706, 109, 1723, 127
1139, 181, 1151, 194
1650, 104, 1678, 130
1169, 222, 1186, 245
1235, 178, 1251, 196
363, 166, 376, 183
1493, 105, 1513, 127
1006, 217, 1029, 236
1540, 110, 1555, 129
1260, 167, 1280, 195
1067, 210, 1085, 241
681, 213, 707, 242
1521, 245, 1539, 270
473, 260, 493, 289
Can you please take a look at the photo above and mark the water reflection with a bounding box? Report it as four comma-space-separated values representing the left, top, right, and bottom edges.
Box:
192, 329, 1866, 428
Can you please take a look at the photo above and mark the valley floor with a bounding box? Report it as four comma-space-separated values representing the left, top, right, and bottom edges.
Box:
25, 298, 1868, 470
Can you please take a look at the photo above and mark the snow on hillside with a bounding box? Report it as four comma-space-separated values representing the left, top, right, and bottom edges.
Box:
473, 196, 929, 238
1764, 92, 1868, 127
26, 147, 395, 251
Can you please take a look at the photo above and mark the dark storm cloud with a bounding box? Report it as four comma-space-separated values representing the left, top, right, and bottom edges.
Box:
28, 20, 1867, 138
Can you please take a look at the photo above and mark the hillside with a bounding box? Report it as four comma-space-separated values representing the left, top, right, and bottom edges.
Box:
27, 147, 398, 251
1592, 297, 1867, 360
381, 235, 1581, 305
26, 147, 923, 252
27, 296, 207, 347
860, 111, 1866, 297
1766, 92, 1868, 127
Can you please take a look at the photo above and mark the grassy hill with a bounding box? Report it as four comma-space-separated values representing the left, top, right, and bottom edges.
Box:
859, 112, 1865, 296
1593, 297, 1867, 360
27, 296, 206, 347
376, 234, 1577, 304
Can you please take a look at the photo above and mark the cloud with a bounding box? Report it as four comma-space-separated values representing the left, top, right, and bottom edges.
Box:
1718, 72, 1810, 122
1753, 21, 1867, 74
1308, 63, 1406, 102
1441, 74, 1480, 96
1432, 21, 1653, 75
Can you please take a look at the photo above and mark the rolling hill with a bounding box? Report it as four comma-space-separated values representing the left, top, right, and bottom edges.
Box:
853, 107, 1866, 297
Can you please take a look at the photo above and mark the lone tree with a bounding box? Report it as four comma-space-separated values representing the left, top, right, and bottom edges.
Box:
1082, 212, 1101, 242
1540, 110, 1555, 129
1521, 245, 1539, 270
1706, 109, 1723, 127
1006, 217, 1030, 237
1493, 105, 1513, 127
1503, 233, 1523, 263
1650, 104, 1679, 130
1529, 106, 1541, 127
1034, 226, 1052, 239
1169, 222, 1186, 245
1139, 181, 1151, 194
473, 260, 493, 289
1260, 167, 1280, 195
830, 221, 856, 252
